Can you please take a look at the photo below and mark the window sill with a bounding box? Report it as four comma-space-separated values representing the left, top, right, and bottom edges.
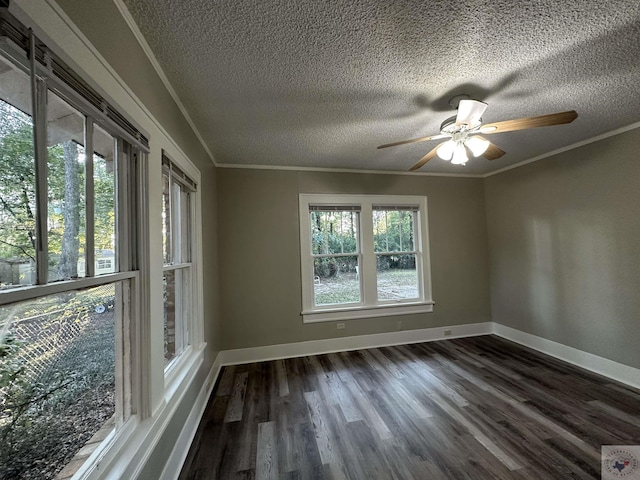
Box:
164, 342, 206, 404
301, 301, 434, 323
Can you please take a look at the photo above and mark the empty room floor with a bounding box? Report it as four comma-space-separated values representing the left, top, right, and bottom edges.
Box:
179, 335, 640, 479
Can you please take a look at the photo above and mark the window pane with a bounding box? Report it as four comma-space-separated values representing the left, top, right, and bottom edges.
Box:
93, 124, 116, 274
0, 283, 117, 478
179, 189, 191, 263
47, 91, 86, 281
310, 211, 359, 255
163, 164, 194, 369
0, 56, 36, 288
373, 210, 415, 253
376, 254, 418, 301
164, 268, 189, 365
313, 256, 360, 306
172, 182, 184, 263
162, 172, 171, 265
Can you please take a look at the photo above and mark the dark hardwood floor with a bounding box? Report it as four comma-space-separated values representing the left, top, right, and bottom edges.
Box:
179, 335, 640, 479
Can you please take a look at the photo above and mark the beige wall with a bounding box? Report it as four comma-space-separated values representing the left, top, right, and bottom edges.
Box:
485, 128, 640, 369
218, 169, 492, 349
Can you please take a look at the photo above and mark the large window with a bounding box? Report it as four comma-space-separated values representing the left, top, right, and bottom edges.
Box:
162, 153, 196, 368
299, 194, 433, 322
0, 12, 147, 480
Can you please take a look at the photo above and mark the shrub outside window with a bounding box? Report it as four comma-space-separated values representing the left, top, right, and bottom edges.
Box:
299, 194, 434, 323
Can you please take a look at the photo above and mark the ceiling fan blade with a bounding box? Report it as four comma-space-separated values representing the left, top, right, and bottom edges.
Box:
377, 133, 449, 149
481, 139, 506, 160
409, 145, 440, 171
480, 110, 578, 134
456, 99, 488, 126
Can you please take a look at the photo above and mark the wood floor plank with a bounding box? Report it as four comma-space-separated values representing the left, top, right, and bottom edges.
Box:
324, 371, 363, 423
303, 390, 340, 466
588, 399, 640, 430
225, 371, 249, 423
336, 375, 393, 440
216, 365, 237, 397
256, 421, 278, 480
233, 364, 268, 472
356, 349, 383, 371
306, 356, 360, 424
428, 393, 525, 471
180, 336, 640, 479
275, 360, 290, 397
369, 347, 406, 379
295, 422, 325, 478
367, 367, 434, 420
393, 344, 470, 407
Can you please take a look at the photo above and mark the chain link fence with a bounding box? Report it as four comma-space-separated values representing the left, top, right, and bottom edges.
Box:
0, 283, 117, 480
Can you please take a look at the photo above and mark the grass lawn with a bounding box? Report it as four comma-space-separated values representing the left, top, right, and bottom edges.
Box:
314, 269, 418, 305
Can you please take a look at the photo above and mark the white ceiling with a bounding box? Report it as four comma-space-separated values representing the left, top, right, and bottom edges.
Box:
121, 0, 640, 175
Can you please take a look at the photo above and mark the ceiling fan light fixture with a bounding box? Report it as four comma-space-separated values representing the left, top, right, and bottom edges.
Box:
436, 140, 456, 160
464, 135, 490, 157
451, 143, 468, 165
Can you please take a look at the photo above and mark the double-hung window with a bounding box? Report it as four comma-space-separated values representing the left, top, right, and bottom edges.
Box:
299, 194, 433, 322
0, 10, 147, 480
162, 153, 196, 368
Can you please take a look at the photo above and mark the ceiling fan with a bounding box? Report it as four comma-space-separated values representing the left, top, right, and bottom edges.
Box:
378, 96, 578, 170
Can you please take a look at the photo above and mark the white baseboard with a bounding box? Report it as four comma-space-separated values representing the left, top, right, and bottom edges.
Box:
493, 323, 640, 390
218, 322, 493, 365
159, 356, 223, 480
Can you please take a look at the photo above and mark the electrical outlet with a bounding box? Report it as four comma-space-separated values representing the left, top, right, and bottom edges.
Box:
397, 320, 403, 330
444, 329, 452, 336
337, 322, 345, 330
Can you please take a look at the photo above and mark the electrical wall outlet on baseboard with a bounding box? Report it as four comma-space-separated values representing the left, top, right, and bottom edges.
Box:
444, 329, 452, 336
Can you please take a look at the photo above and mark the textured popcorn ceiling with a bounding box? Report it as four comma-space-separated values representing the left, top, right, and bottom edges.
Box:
122, 0, 640, 174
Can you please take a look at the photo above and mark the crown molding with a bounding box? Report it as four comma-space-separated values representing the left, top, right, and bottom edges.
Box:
216, 162, 484, 178
218, 120, 640, 178
481, 121, 640, 178
112, 0, 216, 165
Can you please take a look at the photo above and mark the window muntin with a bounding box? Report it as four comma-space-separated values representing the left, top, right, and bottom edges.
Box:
162, 155, 195, 367
300, 194, 433, 322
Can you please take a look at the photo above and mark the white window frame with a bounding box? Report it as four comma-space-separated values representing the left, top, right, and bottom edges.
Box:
0, 16, 150, 479
299, 194, 434, 323
161, 152, 201, 379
